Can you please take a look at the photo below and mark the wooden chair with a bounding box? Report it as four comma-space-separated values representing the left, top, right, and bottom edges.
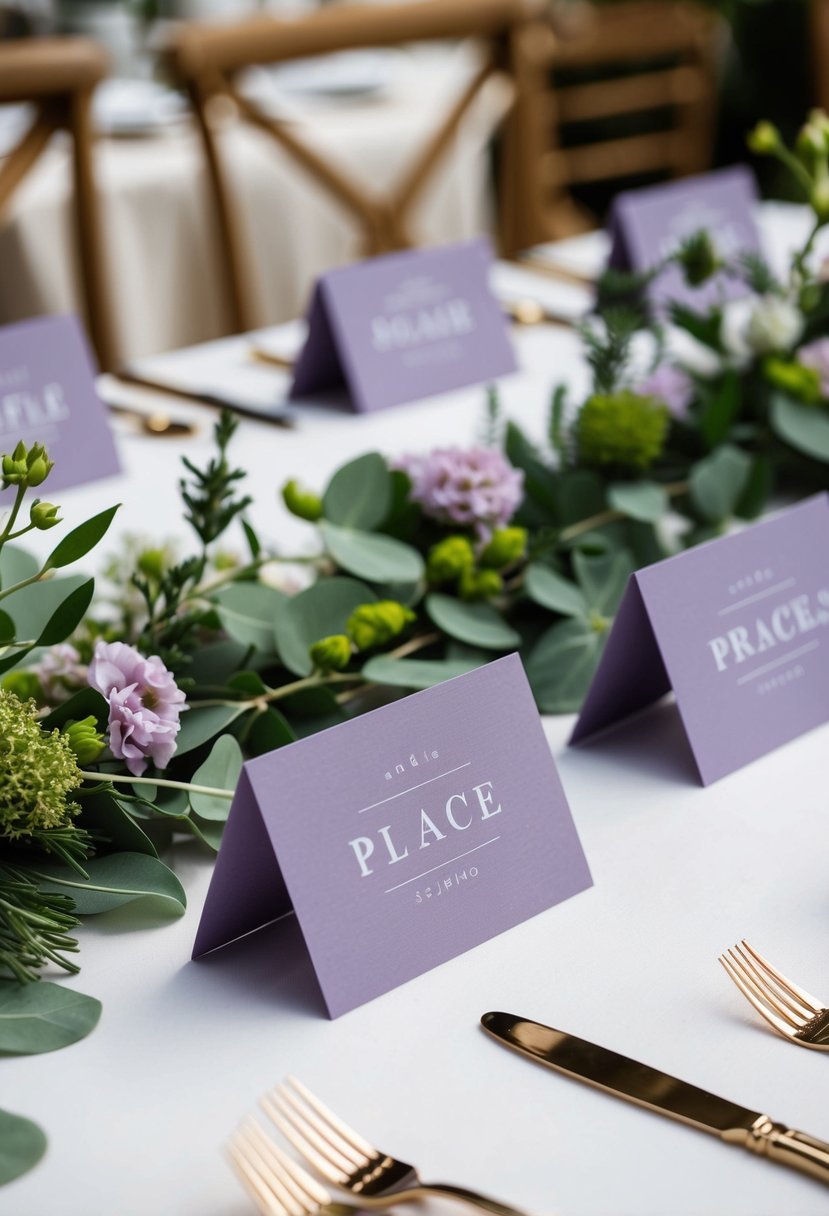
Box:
813, 0, 829, 113
540, 1, 724, 236
0, 38, 116, 370
166, 0, 549, 335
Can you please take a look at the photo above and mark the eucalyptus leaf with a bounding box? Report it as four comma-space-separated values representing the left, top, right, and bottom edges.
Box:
2, 573, 85, 640
525, 617, 606, 712
213, 583, 284, 652
0, 608, 13, 644
554, 470, 606, 526
274, 576, 375, 676
699, 370, 740, 448
175, 704, 246, 756
690, 444, 752, 522
607, 481, 668, 524
36, 578, 95, 646
572, 549, 633, 615
190, 735, 243, 820
247, 707, 296, 756
187, 640, 250, 687
0, 1108, 47, 1185
362, 655, 482, 689
44, 505, 119, 570
42, 688, 107, 733
770, 393, 829, 463
425, 594, 521, 650
0, 543, 38, 592
186, 812, 224, 852
524, 564, 588, 617
320, 522, 423, 585
0, 980, 101, 1055
31, 853, 186, 916
80, 791, 158, 857
323, 453, 392, 529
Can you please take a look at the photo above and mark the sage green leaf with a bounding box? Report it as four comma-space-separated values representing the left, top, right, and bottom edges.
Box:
323, 453, 392, 529
770, 393, 829, 462
42, 688, 107, 732
573, 549, 633, 615
80, 791, 157, 857
0, 1109, 47, 1185
280, 686, 347, 736
690, 444, 752, 522
186, 812, 224, 852
190, 735, 242, 821
213, 583, 284, 652
425, 594, 521, 650
44, 505, 119, 570
175, 704, 246, 756
37, 578, 95, 646
31, 853, 186, 916
3, 573, 85, 640
362, 655, 482, 689
320, 522, 424, 585
699, 370, 740, 448
607, 481, 668, 524
0, 543, 38, 592
227, 670, 268, 697
555, 470, 606, 526
0, 980, 101, 1055
525, 564, 588, 617
504, 422, 557, 515
248, 707, 296, 756
0, 609, 13, 644
274, 576, 375, 676
188, 639, 250, 686
735, 452, 773, 520
525, 617, 605, 712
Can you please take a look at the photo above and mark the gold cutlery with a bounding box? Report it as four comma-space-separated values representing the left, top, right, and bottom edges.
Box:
105, 401, 199, 438
719, 940, 829, 1051
249, 345, 297, 370
229, 1118, 362, 1216
481, 1011, 829, 1185
111, 370, 295, 427
264, 1076, 531, 1216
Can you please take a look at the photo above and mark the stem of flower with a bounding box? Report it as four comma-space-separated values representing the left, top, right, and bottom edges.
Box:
78, 770, 234, 799
0, 567, 48, 604
0, 484, 27, 549
558, 479, 689, 544
386, 631, 441, 660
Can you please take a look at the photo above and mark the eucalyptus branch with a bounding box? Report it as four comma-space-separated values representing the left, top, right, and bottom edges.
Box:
78, 770, 234, 800
0, 567, 47, 604
558, 479, 690, 545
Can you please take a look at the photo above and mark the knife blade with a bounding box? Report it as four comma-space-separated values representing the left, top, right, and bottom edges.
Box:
481, 1012, 829, 1186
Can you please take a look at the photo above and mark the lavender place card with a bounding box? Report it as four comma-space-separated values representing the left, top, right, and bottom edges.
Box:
571, 496, 829, 785
193, 654, 592, 1018
607, 165, 761, 314
289, 239, 516, 413
0, 314, 120, 495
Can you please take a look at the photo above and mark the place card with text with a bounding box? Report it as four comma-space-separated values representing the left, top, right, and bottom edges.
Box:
607, 165, 761, 314
193, 654, 592, 1017
571, 495, 829, 784
0, 314, 120, 495
289, 239, 516, 413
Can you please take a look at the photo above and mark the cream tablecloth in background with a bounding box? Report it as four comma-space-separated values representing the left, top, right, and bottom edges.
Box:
0, 45, 507, 360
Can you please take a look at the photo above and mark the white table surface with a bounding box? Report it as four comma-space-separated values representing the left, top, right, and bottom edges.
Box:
3, 232, 829, 1216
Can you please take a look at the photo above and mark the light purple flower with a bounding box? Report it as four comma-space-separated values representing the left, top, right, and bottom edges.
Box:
87, 640, 187, 777
35, 643, 87, 703
396, 447, 524, 538
635, 364, 695, 419
797, 337, 829, 398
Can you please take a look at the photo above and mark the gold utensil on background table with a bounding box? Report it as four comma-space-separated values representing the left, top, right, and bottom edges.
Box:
264, 1076, 531, 1216
481, 1012, 829, 1186
229, 1118, 364, 1216
105, 401, 199, 437
719, 940, 829, 1051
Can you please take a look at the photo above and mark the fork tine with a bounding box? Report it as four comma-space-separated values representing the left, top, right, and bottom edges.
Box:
287, 1077, 377, 1160
726, 947, 803, 1027
741, 940, 823, 1016
719, 954, 796, 1039
246, 1120, 332, 1209
262, 1093, 351, 1186
237, 1122, 307, 1216
731, 944, 810, 1024
228, 1138, 282, 1216
278, 1081, 368, 1168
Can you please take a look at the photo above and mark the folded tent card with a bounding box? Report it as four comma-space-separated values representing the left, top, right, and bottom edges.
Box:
0, 314, 120, 495
606, 165, 762, 314
572, 495, 829, 785
193, 654, 592, 1018
289, 238, 517, 413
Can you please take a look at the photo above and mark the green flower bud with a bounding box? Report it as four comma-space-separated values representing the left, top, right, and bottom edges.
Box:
810, 178, 829, 224
282, 479, 323, 522
1, 442, 54, 489
26, 456, 49, 487
63, 716, 105, 765
479, 526, 527, 570
796, 121, 827, 166
29, 500, 61, 530
346, 601, 416, 651
763, 357, 822, 404
747, 121, 781, 155
1, 671, 43, 702
589, 610, 610, 635
576, 391, 669, 472
426, 535, 475, 584
1, 453, 28, 486
137, 548, 167, 580
308, 634, 352, 672
459, 569, 504, 601
676, 231, 720, 287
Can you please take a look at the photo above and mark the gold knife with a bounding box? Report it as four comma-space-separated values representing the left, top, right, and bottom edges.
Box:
481, 1012, 829, 1185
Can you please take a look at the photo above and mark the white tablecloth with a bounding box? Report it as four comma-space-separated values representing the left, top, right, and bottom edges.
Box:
0, 46, 505, 361
3, 228, 829, 1216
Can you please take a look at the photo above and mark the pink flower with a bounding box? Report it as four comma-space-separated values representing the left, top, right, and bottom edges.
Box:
636, 364, 694, 419
87, 641, 187, 777
35, 643, 87, 703
396, 447, 524, 538
797, 338, 829, 398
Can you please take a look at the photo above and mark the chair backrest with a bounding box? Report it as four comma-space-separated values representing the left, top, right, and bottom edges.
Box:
813, 0, 829, 113
540, 0, 723, 236
166, 0, 549, 334
0, 38, 116, 370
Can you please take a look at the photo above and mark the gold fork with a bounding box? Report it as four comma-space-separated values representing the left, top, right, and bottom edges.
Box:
264, 1077, 532, 1216
719, 940, 829, 1051
229, 1117, 363, 1216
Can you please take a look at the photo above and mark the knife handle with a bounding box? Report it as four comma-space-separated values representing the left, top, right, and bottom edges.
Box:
744, 1117, 829, 1185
